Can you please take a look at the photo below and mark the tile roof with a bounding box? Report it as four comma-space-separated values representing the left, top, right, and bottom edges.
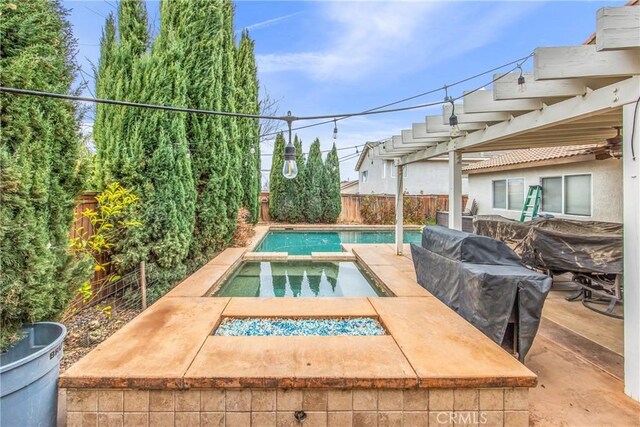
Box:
462, 145, 600, 172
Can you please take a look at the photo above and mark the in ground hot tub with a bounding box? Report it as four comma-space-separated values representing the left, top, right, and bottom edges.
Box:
212, 261, 390, 297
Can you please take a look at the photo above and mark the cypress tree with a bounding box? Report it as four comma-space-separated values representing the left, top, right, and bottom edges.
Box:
0, 0, 84, 348
279, 135, 306, 223
322, 143, 342, 223
235, 30, 261, 224
158, 0, 230, 267
94, 0, 149, 190
305, 139, 325, 223
218, 0, 241, 241
130, 35, 195, 287
92, 14, 116, 187
268, 133, 286, 221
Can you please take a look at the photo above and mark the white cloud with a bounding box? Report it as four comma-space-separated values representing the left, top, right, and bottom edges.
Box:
256, 1, 539, 82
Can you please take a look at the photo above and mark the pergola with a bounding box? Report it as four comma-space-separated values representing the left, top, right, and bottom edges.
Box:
372, 6, 640, 400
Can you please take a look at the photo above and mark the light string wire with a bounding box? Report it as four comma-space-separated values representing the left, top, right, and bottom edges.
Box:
259, 53, 533, 138
0, 52, 533, 129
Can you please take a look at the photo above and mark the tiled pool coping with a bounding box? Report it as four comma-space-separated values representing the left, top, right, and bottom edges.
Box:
60, 228, 536, 425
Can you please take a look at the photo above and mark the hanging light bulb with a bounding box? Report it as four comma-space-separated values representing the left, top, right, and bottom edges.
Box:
282, 111, 298, 179
355, 146, 359, 154
449, 101, 460, 137
333, 119, 338, 140
250, 144, 256, 154
282, 139, 298, 179
517, 64, 526, 93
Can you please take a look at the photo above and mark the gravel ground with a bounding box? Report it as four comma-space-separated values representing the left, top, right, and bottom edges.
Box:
60, 300, 140, 372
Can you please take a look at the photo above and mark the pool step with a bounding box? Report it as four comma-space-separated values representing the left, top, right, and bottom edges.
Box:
242, 252, 356, 262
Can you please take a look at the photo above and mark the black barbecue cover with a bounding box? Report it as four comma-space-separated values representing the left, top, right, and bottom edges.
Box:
411, 225, 552, 361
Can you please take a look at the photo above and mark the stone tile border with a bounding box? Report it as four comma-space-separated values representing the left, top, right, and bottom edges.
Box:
65, 387, 529, 427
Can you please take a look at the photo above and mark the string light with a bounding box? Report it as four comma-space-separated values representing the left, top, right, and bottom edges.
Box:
332, 119, 338, 140
448, 100, 460, 137
517, 63, 526, 93
282, 111, 298, 179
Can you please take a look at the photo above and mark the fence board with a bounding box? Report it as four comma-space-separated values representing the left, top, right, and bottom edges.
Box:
257, 192, 467, 224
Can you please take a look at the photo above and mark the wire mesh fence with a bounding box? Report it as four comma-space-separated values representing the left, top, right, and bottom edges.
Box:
60, 261, 185, 372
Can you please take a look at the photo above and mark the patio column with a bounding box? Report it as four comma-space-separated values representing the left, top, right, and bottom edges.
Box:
448, 150, 462, 230
396, 163, 404, 255
623, 100, 640, 401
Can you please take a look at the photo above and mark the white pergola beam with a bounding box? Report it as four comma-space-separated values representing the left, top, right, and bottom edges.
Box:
448, 150, 462, 230
597, 7, 640, 52
400, 129, 442, 146
493, 72, 587, 100
463, 90, 543, 113
395, 164, 404, 255
425, 115, 485, 133
399, 76, 639, 165
442, 104, 510, 124
534, 45, 640, 80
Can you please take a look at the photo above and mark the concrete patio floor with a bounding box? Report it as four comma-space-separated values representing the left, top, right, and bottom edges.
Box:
57, 228, 640, 426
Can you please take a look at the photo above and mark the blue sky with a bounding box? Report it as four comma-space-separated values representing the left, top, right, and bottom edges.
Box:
65, 0, 623, 180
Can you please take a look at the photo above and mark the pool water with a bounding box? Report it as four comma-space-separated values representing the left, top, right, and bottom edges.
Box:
256, 230, 422, 255
214, 261, 388, 297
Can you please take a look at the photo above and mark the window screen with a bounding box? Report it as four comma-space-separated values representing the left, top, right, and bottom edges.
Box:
362, 170, 368, 183
565, 174, 591, 216
541, 177, 562, 213
507, 179, 524, 210
493, 180, 506, 209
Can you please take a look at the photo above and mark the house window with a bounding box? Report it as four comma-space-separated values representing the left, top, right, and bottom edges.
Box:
403, 166, 408, 178
390, 162, 396, 178
492, 180, 507, 209
492, 178, 524, 210
541, 174, 591, 216
362, 170, 368, 183
565, 174, 591, 216
541, 177, 562, 213
383, 162, 386, 178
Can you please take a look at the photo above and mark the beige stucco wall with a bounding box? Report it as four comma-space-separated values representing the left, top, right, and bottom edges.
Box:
357, 150, 469, 195
466, 158, 622, 223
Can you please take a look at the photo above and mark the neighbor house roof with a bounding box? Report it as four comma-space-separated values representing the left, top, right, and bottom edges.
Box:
340, 180, 358, 191
463, 145, 600, 174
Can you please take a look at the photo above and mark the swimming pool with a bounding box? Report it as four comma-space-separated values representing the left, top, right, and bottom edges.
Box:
255, 230, 422, 255
213, 261, 389, 297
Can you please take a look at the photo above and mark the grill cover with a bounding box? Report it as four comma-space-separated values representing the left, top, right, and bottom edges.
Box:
411, 226, 552, 361
473, 216, 623, 274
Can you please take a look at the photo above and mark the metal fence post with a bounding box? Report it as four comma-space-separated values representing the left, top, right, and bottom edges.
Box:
140, 261, 147, 310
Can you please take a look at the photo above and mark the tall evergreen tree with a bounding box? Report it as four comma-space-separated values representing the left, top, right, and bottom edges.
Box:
158, 0, 230, 267
279, 135, 306, 222
0, 0, 84, 348
268, 133, 286, 221
93, 0, 149, 190
305, 139, 325, 223
130, 28, 195, 286
322, 143, 342, 223
220, 0, 242, 239
235, 30, 261, 224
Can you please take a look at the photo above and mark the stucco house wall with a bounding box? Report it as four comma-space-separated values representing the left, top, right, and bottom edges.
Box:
357, 150, 469, 195
467, 158, 622, 223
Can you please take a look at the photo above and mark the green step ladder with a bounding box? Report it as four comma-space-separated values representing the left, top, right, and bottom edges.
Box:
520, 185, 542, 222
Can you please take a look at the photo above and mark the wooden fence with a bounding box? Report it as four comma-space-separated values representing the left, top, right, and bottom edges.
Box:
257, 192, 466, 224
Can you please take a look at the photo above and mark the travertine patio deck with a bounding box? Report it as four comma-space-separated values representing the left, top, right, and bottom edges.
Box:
60, 230, 536, 426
